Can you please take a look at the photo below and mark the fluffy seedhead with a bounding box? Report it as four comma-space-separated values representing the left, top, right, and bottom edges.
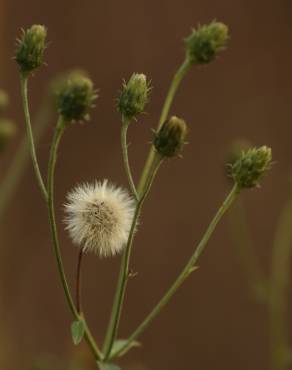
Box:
64, 180, 135, 257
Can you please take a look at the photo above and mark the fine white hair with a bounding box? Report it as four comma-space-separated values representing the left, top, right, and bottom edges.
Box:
64, 180, 135, 257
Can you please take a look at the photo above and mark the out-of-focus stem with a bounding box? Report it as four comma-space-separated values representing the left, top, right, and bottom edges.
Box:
270, 195, 292, 370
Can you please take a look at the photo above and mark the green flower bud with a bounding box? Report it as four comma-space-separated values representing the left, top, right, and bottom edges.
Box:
231, 146, 272, 189
56, 71, 97, 123
185, 21, 229, 64
153, 116, 188, 158
225, 139, 253, 179
15, 25, 47, 75
0, 119, 17, 152
118, 73, 150, 120
0, 89, 9, 112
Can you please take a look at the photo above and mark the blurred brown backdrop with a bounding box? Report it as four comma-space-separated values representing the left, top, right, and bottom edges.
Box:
1, 0, 292, 369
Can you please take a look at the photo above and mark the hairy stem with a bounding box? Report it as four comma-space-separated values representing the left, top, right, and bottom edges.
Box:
103, 154, 162, 359
110, 184, 240, 358
47, 117, 102, 361
121, 117, 138, 200
137, 59, 191, 196
270, 195, 292, 370
20, 74, 48, 200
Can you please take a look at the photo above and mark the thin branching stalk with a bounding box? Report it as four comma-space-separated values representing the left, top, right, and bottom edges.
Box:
0, 97, 51, 220
229, 198, 267, 301
137, 59, 191, 196
270, 195, 292, 370
121, 117, 138, 200
20, 74, 48, 200
103, 154, 162, 359
76, 248, 84, 314
110, 184, 240, 358
47, 117, 102, 361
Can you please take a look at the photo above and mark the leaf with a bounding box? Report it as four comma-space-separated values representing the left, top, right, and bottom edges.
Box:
111, 339, 141, 357
96, 362, 121, 370
71, 320, 85, 345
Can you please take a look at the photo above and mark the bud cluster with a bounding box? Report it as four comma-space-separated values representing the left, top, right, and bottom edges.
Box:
55, 71, 97, 123
231, 146, 272, 189
153, 116, 188, 158
185, 21, 228, 64
118, 73, 150, 120
15, 25, 47, 74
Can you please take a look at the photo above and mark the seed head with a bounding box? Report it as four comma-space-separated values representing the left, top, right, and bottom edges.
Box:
153, 116, 188, 158
15, 25, 47, 75
55, 71, 97, 123
118, 73, 150, 120
185, 21, 229, 64
64, 180, 135, 257
231, 146, 272, 189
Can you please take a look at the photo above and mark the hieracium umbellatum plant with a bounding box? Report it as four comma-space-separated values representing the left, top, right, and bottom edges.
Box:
3, 20, 281, 370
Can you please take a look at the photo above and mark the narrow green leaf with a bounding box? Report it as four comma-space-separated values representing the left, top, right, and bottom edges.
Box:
71, 320, 85, 345
111, 339, 141, 357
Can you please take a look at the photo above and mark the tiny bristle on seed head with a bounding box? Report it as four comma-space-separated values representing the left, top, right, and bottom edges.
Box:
64, 180, 135, 257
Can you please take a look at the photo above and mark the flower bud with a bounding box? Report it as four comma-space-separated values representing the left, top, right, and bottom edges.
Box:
231, 146, 272, 189
0, 89, 9, 112
185, 21, 229, 64
56, 71, 97, 123
153, 116, 187, 158
225, 139, 252, 179
15, 25, 47, 75
0, 119, 17, 152
118, 73, 150, 120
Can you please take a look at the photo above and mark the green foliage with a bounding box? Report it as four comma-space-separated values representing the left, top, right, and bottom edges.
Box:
71, 320, 85, 345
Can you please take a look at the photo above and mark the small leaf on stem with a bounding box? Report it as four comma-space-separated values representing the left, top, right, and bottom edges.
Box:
71, 319, 85, 345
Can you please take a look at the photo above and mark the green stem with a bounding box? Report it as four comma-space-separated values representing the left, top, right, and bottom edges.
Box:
110, 184, 240, 359
0, 97, 51, 220
103, 154, 162, 359
121, 117, 138, 200
229, 198, 267, 302
137, 59, 191, 196
47, 117, 102, 361
20, 74, 48, 200
270, 195, 292, 370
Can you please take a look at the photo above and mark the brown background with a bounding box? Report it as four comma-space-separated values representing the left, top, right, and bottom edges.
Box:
1, 0, 292, 369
